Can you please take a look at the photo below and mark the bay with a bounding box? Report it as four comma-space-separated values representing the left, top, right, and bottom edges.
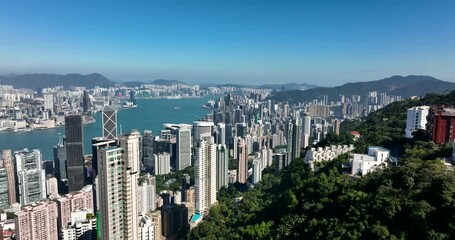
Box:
0, 97, 213, 159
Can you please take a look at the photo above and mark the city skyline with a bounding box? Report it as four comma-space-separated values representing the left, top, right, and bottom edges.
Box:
0, 1, 454, 85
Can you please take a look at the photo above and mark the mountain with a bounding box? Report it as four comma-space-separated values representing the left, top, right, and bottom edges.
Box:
269, 75, 455, 102
259, 82, 318, 91
151, 79, 187, 86
0, 73, 115, 89
123, 81, 145, 88
214, 82, 318, 90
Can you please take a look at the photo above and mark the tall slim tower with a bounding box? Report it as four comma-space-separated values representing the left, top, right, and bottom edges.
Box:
0, 162, 9, 209
98, 132, 140, 240
65, 114, 85, 192
102, 106, 117, 140
119, 131, 140, 240
216, 144, 229, 189
194, 139, 217, 215
289, 117, 301, 160
237, 138, 248, 184
43, 93, 54, 114
3, 149, 16, 205
82, 90, 91, 113
15, 149, 46, 205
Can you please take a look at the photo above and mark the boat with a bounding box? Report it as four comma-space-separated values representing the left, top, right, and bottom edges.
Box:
174, 107, 180, 110
166, 96, 181, 99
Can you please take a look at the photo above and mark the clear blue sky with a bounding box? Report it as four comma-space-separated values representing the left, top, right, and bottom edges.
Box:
0, 0, 454, 86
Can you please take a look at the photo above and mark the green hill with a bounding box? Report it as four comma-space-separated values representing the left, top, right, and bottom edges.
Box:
188, 90, 455, 240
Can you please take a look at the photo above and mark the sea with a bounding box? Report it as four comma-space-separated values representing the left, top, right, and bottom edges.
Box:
0, 97, 214, 159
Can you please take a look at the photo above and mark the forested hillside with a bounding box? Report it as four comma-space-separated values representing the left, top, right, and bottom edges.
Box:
188, 90, 455, 240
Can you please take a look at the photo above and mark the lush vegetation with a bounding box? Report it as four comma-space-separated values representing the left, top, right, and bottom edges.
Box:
154, 166, 194, 193
188, 90, 455, 239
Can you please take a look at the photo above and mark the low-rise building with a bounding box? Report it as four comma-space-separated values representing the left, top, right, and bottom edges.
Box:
350, 146, 390, 176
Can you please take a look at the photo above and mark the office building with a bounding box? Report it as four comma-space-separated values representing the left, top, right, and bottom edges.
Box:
194, 140, 217, 216
164, 124, 192, 171
193, 121, 214, 142
405, 106, 429, 138
143, 130, 154, 171
15, 149, 46, 205
0, 164, 8, 209
102, 105, 117, 140
53, 137, 67, 192
15, 201, 58, 240
65, 114, 85, 192
2, 149, 16, 205
82, 90, 91, 113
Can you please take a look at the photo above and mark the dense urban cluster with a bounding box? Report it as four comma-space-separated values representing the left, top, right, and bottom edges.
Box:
0, 81, 431, 240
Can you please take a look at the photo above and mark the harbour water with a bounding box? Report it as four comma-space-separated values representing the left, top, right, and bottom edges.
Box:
0, 97, 213, 159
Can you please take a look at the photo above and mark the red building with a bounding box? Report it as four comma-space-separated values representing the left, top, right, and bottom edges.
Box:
432, 109, 455, 144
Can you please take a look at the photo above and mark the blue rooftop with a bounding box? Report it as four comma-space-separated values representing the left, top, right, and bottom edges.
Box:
190, 213, 203, 223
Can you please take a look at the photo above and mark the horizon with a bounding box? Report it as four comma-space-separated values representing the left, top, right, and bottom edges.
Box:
0, 1, 454, 85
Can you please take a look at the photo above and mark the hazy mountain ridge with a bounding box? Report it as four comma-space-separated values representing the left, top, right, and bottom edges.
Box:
269, 75, 455, 102
0, 73, 116, 89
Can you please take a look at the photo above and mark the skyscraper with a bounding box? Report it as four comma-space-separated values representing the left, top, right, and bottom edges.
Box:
194, 139, 217, 215
3, 149, 16, 205
15, 149, 46, 205
237, 138, 248, 184
118, 131, 140, 240
193, 121, 214, 142
288, 117, 301, 161
216, 122, 226, 145
53, 137, 67, 192
152, 153, 171, 175
139, 174, 156, 213
91, 137, 116, 178
65, 114, 85, 192
302, 114, 311, 148
0, 163, 9, 209
82, 90, 91, 113
252, 159, 262, 184
164, 124, 192, 171
216, 144, 229, 190
98, 131, 140, 240
102, 105, 117, 140
43, 93, 54, 114
142, 130, 154, 171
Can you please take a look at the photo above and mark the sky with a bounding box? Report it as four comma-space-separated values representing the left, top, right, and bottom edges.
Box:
0, 0, 454, 86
